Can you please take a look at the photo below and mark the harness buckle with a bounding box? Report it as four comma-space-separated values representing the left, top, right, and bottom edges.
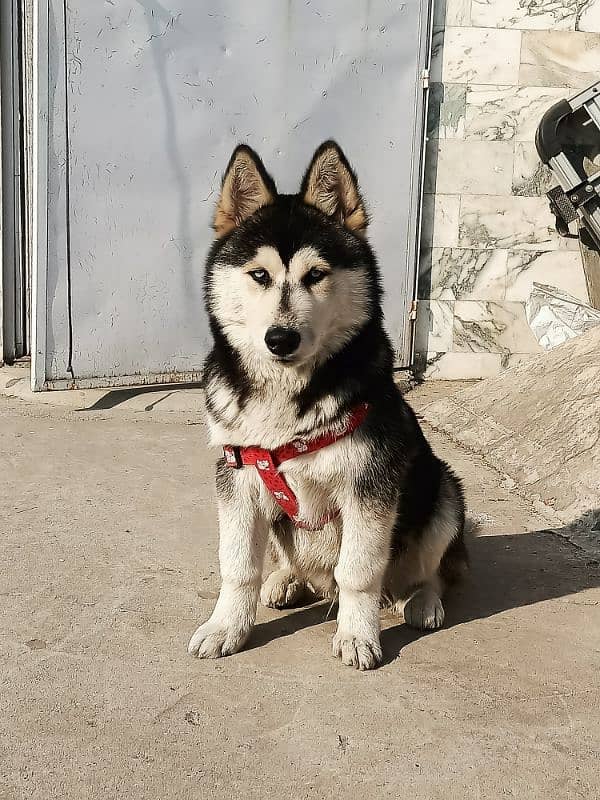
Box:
223, 445, 243, 469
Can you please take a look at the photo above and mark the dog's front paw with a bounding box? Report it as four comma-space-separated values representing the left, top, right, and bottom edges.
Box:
187, 620, 250, 659
260, 569, 306, 609
332, 631, 382, 671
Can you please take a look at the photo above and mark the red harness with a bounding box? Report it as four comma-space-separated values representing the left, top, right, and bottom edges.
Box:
223, 402, 369, 530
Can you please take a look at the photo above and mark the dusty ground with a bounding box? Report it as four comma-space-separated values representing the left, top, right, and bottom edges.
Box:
1, 375, 599, 799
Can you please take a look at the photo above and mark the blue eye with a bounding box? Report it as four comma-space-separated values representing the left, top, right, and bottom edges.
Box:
304, 268, 327, 286
249, 269, 270, 285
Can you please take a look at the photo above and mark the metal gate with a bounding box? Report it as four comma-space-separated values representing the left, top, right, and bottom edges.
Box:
31, 0, 432, 390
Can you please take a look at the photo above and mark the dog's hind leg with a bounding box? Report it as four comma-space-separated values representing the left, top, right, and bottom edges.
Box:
392, 576, 446, 630
386, 468, 466, 631
261, 569, 307, 609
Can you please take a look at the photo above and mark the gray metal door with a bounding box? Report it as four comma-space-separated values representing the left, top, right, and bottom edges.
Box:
32, 0, 431, 390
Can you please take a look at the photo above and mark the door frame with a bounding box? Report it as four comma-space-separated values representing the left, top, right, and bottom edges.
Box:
30, 0, 47, 390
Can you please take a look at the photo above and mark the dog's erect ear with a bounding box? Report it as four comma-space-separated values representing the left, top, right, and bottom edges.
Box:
213, 145, 277, 237
300, 141, 368, 235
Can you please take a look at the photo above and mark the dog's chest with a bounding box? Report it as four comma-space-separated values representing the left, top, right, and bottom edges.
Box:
278, 453, 340, 523
261, 436, 366, 526
207, 385, 339, 450
208, 382, 370, 524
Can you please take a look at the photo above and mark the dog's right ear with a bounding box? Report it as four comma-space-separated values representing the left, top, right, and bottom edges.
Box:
213, 145, 277, 238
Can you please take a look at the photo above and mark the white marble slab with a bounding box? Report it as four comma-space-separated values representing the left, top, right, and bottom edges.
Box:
427, 83, 466, 139
472, 0, 578, 30
577, 0, 600, 31
423, 351, 503, 378
421, 194, 461, 248
453, 300, 543, 353
433, 0, 473, 32
446, 0, 472, 25
425, 140, 514, 194
419, 247, 508, 300
512, 141, 556, 196
414, 300, 455, 353
430, 29, 445, 83
520, 31, 600, 87
505, 250, 590, 302
459, 195, 564, 250
442, 27, 522, 84
464, 85, 566, 140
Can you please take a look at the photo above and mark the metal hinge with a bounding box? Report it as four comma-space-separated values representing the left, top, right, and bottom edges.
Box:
422, 68, 430, 89
409, 300, 419, 321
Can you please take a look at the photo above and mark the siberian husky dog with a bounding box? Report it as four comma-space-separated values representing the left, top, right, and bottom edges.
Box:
188, 141, 467, 670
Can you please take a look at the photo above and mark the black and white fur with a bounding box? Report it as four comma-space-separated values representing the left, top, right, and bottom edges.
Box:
188, 141, 467, 670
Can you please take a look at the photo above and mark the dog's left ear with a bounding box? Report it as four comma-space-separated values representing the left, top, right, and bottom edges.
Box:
300, 141, 368, 235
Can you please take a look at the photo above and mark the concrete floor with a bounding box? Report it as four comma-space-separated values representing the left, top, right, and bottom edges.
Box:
1, 378, 599, 799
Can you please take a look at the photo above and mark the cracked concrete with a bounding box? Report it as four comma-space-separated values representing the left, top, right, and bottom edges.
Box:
0, 372, 599, 799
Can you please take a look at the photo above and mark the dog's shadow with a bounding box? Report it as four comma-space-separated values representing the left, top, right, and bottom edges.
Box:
246, 518, 600, 665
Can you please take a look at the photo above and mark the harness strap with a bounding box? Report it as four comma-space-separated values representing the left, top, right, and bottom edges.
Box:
223, 402, 369, 530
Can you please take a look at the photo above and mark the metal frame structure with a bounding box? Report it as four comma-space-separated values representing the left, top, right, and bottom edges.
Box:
1, 0, 28, 364
30, 0, 48, 390
536, 81, 600, 248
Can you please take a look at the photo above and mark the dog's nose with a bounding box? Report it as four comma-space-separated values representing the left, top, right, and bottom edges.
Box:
264, 326, 301, 357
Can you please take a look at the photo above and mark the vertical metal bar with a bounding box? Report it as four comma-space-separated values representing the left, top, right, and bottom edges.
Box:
0, 0, 17, 362
61, 0, 74, 379
0, 28, 3, 366
12, 0, 25, 356
30, 0, 48, 390
20, 0, 33, 354
406, 0, 436, 367
398, 0, 434, 368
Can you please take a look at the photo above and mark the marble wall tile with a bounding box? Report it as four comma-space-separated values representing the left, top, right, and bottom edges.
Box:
442, 28, 522, 84
577, 0, 600, 31
458, 195, 562, 250
419, 247, 508, 299
512, 141, 556, 195
472, 0, 578, 30
433, 0, 447, 32
430, 29, 445, 83
421, 195, 461, 248
423, 138, 440, 195
446, 0, 472, 25
505, 250, 590, 301
464, 85, 566, 140
520, 30, 600, 87
427, 83, 467, 139
453, 300, 543, 353
422, 352, 503, 378
425, 140, 514, 194
414, 300, 455, 353
433, 0, 472, 32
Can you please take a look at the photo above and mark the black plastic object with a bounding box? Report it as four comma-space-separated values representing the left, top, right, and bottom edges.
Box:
535, 99, 573, 164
